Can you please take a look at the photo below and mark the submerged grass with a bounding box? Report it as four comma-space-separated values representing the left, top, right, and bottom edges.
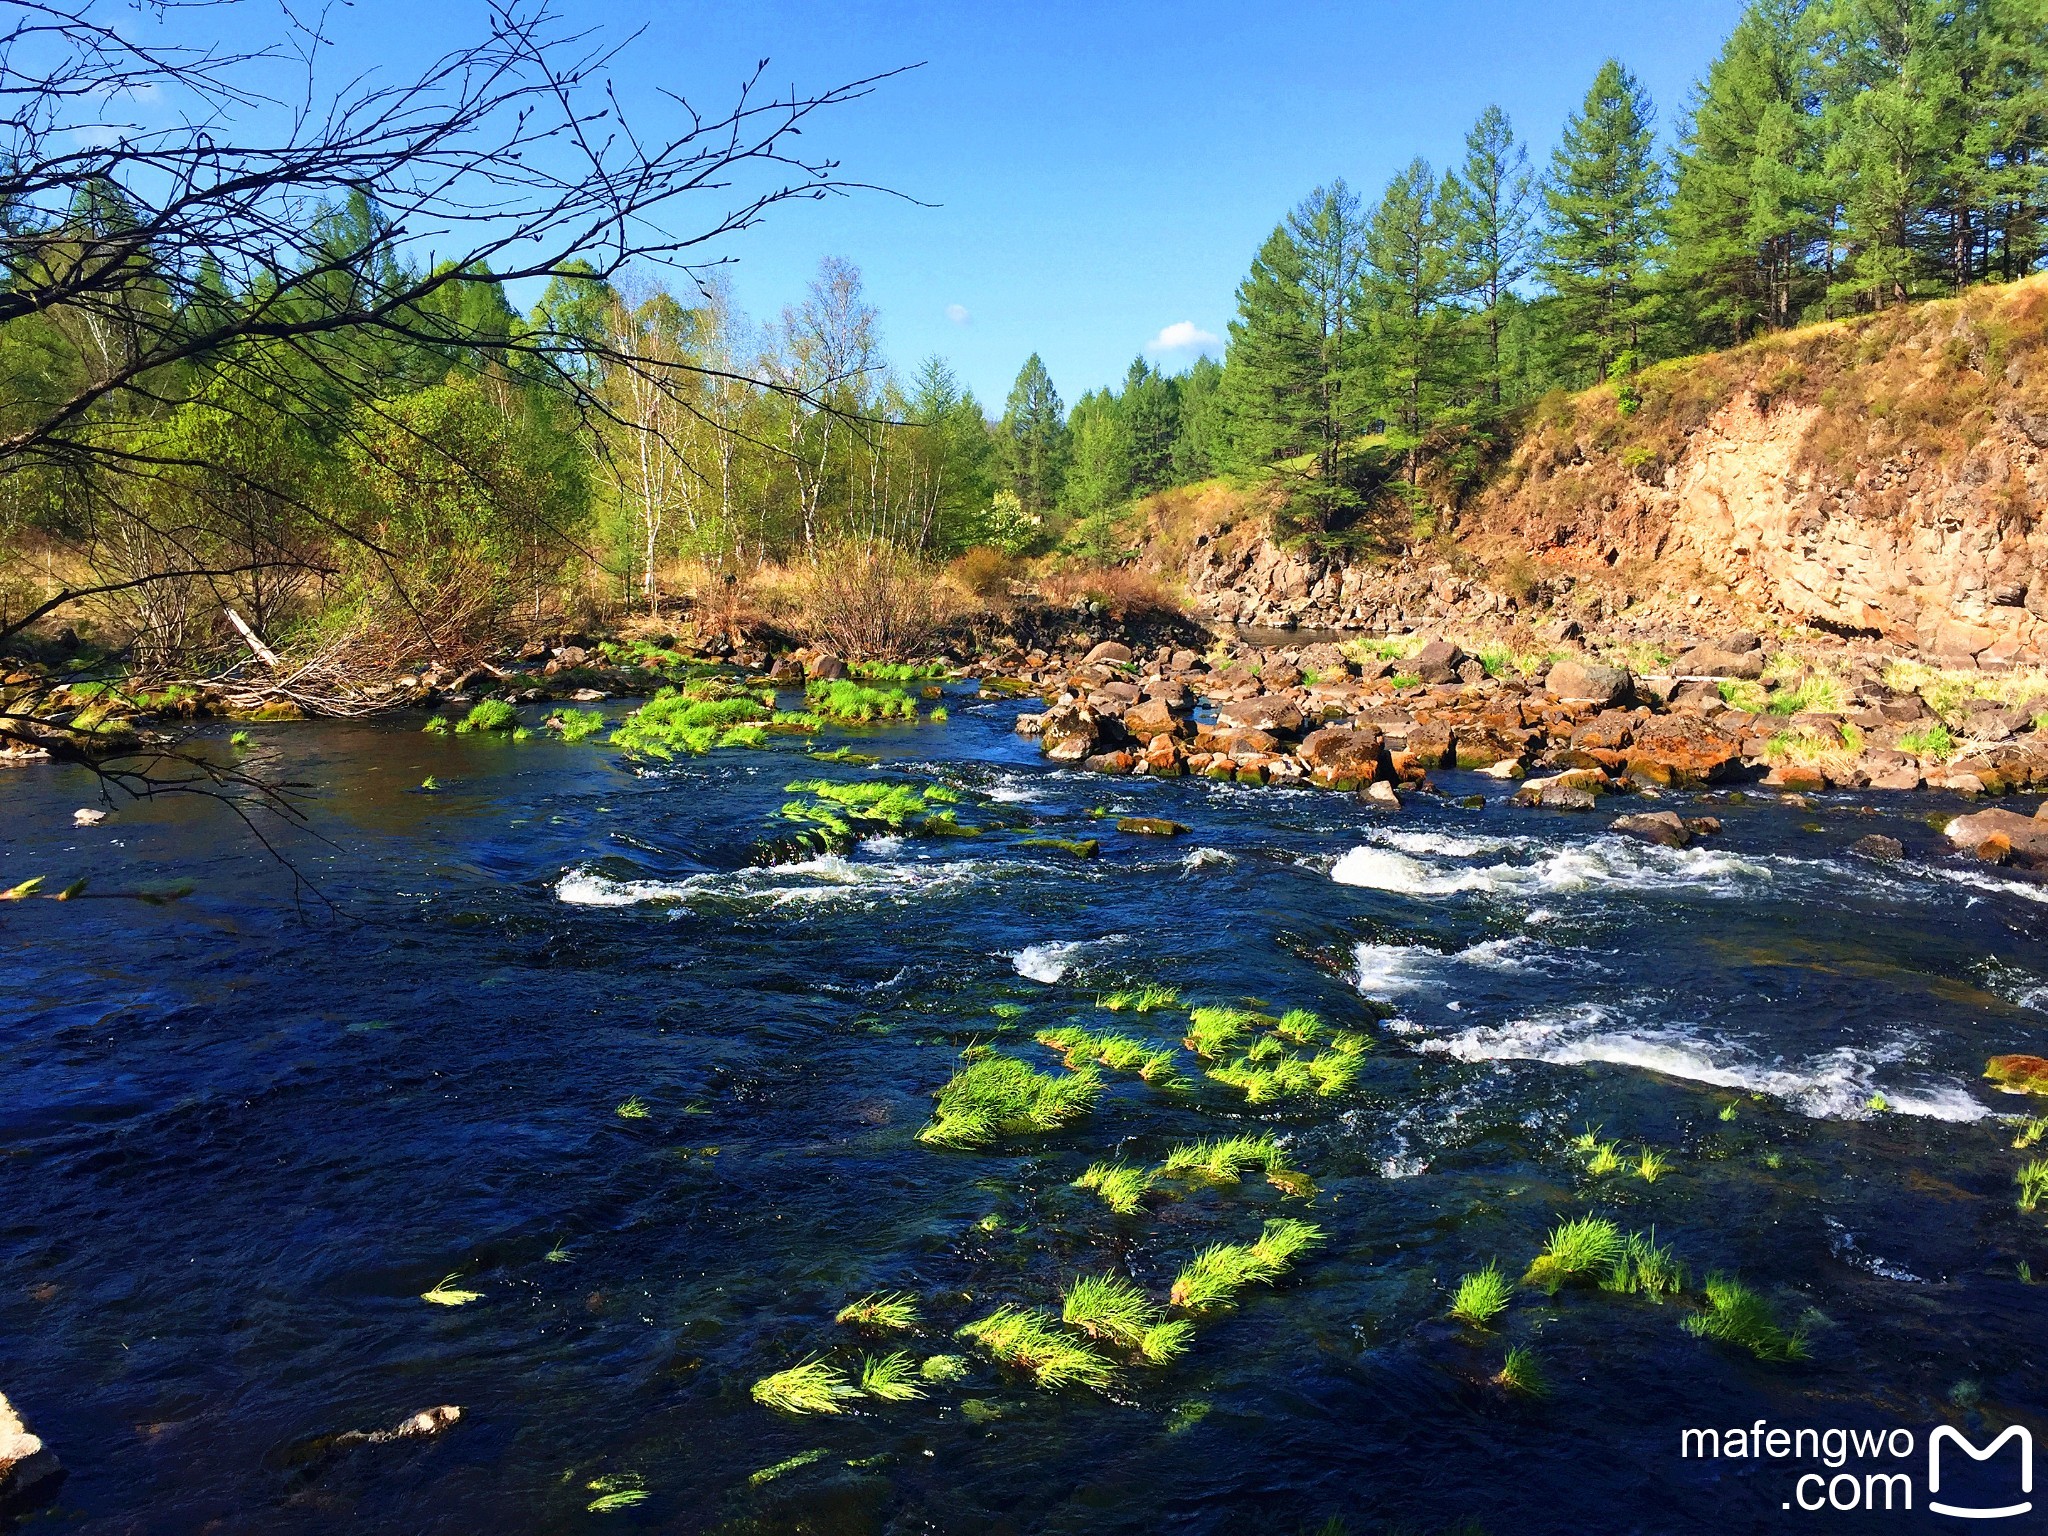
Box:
957, 1306, 1117, 1390
1604, 1229, 1689, 1300
1061, 1275, 1192, 1364
1495, 1345, 1548, 1396
1101, 983, 1180, 1013
1158, 1133, 1311, 1195
2018, 1159, 2048, 1212
1449, 1263, 1513, 1327
752, 1358, 861, 1415
1684, 1276, 1810, 1361
1074, 1161, 1156, 1214
1169, 1219, 1324, 1312
1524, 1216, 1625, 1294
858, 1352, 927, 1402
421, 1273, 482, 1306
836, 1292, 920, 1332
917, 1054, 1102, 1148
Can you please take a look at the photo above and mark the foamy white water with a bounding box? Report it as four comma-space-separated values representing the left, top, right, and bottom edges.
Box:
556, 853, 993, 912
1010, 934, 1127, 983
1419, 1003, 1990, 1122
1331, 834, 1772, 900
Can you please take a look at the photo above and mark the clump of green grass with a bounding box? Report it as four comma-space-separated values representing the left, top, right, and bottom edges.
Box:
1448, 1263, 1513, 1327
1035, 1026, 1176, 1084
1389, 672, 1422, 689
836, 1291, 920, 1332
1604, 1229, 1688, 1300
552, 709, 606, 742
455, 698, 519, 733
585, 1475, 648, 1512
1567, 1124, 1604, 1154
1581, 1140, 1624, 1176
1716, 679, 1769, 713
2013, 1117, 2048, 1151
615, 1095, 650, 1120
919, 1353, 970, 1382
1184, 1006, 1258, 1059
1683, 1275, 1810, 1360
1718, 1101, 1740, 1122
613, 686, 782, 758
1523, 1215, 1625, 1294
1160, 1132, 1287, 1182
1074, 1161, 1156, 1214
1168, 1218, 1324, 1312
1634, 1148, 1670, 1183
751, 1358, 861, 1414
917, 1054, 1102, 1148
419, 775, 440, 791
929, 705, 949, 722
1101, 983, 1179, 1013
421, 1273, 482, 1306
957, 1306, 1117, 1390
858, 1351, 927, 1401
228, 730, 251, 748
848, 660, 950, 682
1899, 723, 1955, 761
1765, 670, 1847, 716
1061, 1275, 1192, 1364
805, 678, 920, 724
422, 715, 450, 734
778, 777, 976, 853
1495, 1345, 1548, 1396
1275, 1008, 1326, 1044
2017, 1159, 2048, 1212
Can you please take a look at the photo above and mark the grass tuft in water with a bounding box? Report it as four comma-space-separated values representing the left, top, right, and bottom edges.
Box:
1074, 1161, 1156, 1214
1495, 1345, 1549, 1396
751, 1358, 861, 1414
748, 1449, 829, 1487
858, 1351, 927, 1401
455, 699, 519, 733
1604, 1229, 1689, 1300
421, 1273, 482, 1306
1448, 1263, 1513, 1327
1184, 1006, 1259, 1059
1061, 1274, 1169, 1355
1524, 1216, 1625, 1294
543, 1242, 575, 1264
552, 709, 606, 742
836, 1291, 920, 1332
229, 730, 251, 748
1583, 1141, 1625, 1177
615, 1096, 650, 1120
422, 715, 449, 734
585, 1475, 648, 1512
1683, 1275, 1810, 1361
1634, 1148, 1671, 1183
919, 1353, 971, 1382
917, 1054, 1102, 1148
1275, 1008, 1326, 1044
1169, 1219, 1324, 1312
1101, 983, 1179, 1013
957, 1306, 1117, 1390
2013, 1117, 2048, 1150
419, 775, 440, 791
2018, 1159, 2048, 1212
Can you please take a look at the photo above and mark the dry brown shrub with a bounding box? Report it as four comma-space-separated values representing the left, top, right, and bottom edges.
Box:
1034, 561, 1186, 621
947, 546, 1019, 604
790, 540, 945, 659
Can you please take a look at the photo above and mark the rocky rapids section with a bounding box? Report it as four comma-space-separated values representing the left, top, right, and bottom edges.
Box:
1001, 633, 2048, 871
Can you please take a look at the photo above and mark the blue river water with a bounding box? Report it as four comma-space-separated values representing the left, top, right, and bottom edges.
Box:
4, 684, 2047, 1533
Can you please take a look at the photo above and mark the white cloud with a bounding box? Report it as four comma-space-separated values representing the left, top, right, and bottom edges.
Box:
1144, 320, 1220, 355
945, 303, 971, 325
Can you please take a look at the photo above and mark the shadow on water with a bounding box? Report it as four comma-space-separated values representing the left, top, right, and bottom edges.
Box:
3, 693, 2047, 1532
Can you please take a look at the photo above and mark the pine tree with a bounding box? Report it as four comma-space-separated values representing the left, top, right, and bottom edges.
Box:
1363, 158, 1460, 476
905, 356, 995, 553
1446, 106, 1537, 407
1219, 182, 1368, 530
998, 353, 1066, 515
1540, 60, 1666, 379
1665, 0, 1826, 343
1170, 354, 1227, 483
1119, 357, 1181, 495
1062, 388, 1135, 559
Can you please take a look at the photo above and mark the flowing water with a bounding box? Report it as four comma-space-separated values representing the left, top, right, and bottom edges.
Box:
5, 685, 2048, 1533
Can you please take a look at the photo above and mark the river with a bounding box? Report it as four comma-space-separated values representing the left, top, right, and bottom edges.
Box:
4, 681, 2046, 1532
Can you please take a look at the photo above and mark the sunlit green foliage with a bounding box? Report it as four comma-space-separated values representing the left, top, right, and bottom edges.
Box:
836, 1291, 920, 1332
1523, 1215, 1624, 1294
1168, 1219, 1323, 1311
751, 1358, 860, 1414
1683, 1276, 1810, 1361
1449, 1263, 1513, 1326
957, 1306, 1117, 1390
454, 698, 518, 733
917, 1054, 1102, 1148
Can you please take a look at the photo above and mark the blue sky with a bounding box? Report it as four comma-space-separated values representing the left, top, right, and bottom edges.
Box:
205, 0, 1746, 405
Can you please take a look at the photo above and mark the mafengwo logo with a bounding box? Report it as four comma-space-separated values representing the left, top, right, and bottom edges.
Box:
1680, 1420, 2036, 1517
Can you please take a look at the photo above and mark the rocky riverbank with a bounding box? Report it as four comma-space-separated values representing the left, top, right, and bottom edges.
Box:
991, 628, 2048, 870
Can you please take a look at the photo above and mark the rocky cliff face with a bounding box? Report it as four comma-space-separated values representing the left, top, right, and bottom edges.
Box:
1178, 275, 2048, 667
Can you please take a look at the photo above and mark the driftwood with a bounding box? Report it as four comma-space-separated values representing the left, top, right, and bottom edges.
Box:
222, 607, 281, 669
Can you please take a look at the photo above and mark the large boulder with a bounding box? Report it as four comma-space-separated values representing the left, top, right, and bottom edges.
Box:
1611, 810, 1691, 848
1545, 659, 1635, 707
1677, 645, 1765, 680
1986, 1055, 2048, 1095
1215, 695, 1305, 734
1082, 640, 1133, 667
1412, 639, 1466, 684
0, 1392, 59, 1516
806, 653, 847, 681
1121, 697, 1184, 740
1297, 725, 1387, 790
1041, 703, 1114, 762
1946, 808, 2048, 868
1625, 715, 1742, 787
